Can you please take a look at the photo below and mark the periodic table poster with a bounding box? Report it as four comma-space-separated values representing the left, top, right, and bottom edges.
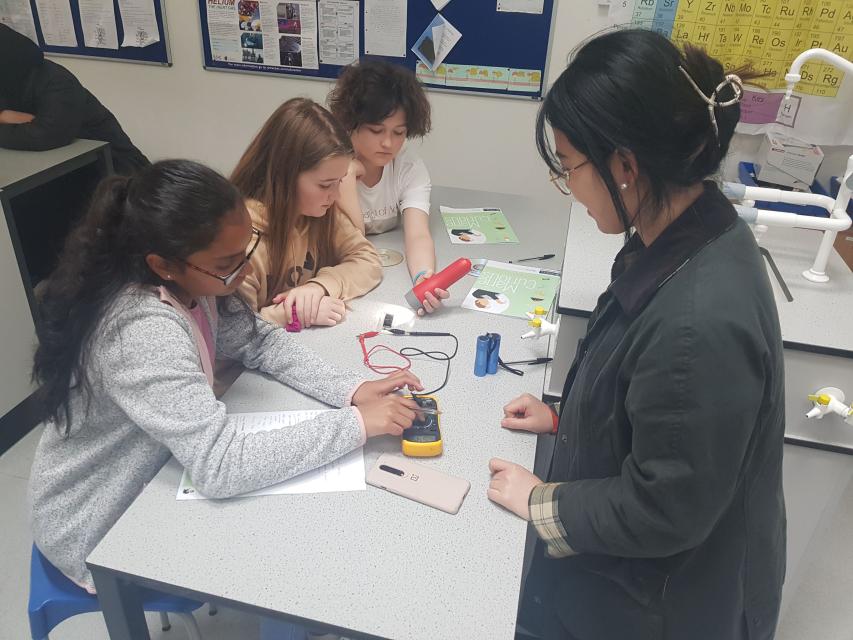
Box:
610, 0, 853, 144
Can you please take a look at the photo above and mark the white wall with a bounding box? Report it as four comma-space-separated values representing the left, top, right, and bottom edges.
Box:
53, 1, 853, 208
54, 0, 604, 216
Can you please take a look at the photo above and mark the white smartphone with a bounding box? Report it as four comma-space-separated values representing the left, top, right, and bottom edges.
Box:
366, 454, 470, 515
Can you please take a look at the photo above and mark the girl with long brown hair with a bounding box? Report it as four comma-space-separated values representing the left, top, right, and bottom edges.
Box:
231, 97, 382, 328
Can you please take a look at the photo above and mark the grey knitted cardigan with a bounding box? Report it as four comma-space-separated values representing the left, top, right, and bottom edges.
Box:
28, 288, 365, 590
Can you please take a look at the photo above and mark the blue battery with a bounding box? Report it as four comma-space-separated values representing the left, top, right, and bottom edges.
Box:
487, 333, 501, 374
474, 334, 490, 377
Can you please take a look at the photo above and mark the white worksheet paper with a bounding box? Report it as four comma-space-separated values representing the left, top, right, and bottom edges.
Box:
0, 0, 38, 43
176, 410, 366, 500
268, 0, 320, 70
364, 0, 406, 57
432, 15, 460, 69
34, 0, 77, 46
318, 0, 359, 65
117, 0, 159, 47
79, 0, 119, 49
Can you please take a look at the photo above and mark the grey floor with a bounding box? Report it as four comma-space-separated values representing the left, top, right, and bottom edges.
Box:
2, 427, 853, 640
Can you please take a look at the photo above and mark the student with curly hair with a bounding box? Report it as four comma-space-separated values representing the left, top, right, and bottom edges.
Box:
328, 59, 448, 314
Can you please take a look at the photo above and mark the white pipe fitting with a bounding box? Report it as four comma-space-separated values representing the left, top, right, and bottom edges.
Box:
521, 308, 557, 340
805, 387, 853, 424
785, 49, 853, 100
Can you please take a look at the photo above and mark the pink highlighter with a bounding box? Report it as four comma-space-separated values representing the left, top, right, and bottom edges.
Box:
404, 258, 472, 310
285, 303, 301, 332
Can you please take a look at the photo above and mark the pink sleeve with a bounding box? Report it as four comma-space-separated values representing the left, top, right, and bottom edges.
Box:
347, 381, 368, 445
351, 407, 367, 445
346, 380, 368, 406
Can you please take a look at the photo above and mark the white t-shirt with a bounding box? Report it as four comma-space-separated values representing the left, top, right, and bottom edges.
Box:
358, 145, 431, 235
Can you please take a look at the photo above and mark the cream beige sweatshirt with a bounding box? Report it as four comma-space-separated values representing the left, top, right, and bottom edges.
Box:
239, 199, 382, 324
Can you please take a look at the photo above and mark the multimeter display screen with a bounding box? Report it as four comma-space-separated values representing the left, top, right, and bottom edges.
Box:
404, 397, 440, 443
407, 433, 438, 442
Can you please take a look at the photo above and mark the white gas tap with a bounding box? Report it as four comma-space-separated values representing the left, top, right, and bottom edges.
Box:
521, 306, 558, 340
805, 387, 853, 424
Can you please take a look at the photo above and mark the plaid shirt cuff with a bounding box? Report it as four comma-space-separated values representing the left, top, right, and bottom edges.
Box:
529, 483, 576, 558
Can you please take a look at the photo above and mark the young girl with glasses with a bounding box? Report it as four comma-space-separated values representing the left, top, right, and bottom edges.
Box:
28, 159, 421, 592
230, 98, 382, 331
328, 59, 449, 314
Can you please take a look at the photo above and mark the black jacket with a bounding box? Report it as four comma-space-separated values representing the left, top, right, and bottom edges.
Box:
524, 183, 786, 640
0, 25, 148, 175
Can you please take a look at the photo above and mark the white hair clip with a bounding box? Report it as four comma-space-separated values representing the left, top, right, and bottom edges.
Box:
678, 66, 744, 143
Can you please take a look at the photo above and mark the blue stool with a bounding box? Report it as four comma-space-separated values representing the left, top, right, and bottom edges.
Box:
259, 617, 308, 640
28, 544, 206, 639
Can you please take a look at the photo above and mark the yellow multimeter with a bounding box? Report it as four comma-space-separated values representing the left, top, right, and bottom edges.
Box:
402, 395, 443, 457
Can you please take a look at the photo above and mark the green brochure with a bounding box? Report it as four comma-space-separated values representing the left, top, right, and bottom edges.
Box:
462, 260, 560, 319
440, 207, 520, 244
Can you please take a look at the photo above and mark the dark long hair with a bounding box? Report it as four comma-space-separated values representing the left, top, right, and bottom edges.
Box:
32, 160, 243, 431
536, 29, 760, 237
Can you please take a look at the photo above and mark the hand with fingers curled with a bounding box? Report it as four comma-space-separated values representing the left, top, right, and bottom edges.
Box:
414, 270, 450, 316
314, 296, 347, 326
500, 393, 556, 434
487, 458, 543, 521
271, 283, 326, 328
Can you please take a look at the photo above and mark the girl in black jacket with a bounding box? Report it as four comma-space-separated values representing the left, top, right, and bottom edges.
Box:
488, 30, 785, 640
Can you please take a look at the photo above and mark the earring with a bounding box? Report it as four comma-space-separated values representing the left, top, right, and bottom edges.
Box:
165, 275, 172, 280
619, 183, 628, 191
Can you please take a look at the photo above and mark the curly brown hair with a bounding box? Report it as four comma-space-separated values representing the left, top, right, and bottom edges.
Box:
328, 59, 431, 138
